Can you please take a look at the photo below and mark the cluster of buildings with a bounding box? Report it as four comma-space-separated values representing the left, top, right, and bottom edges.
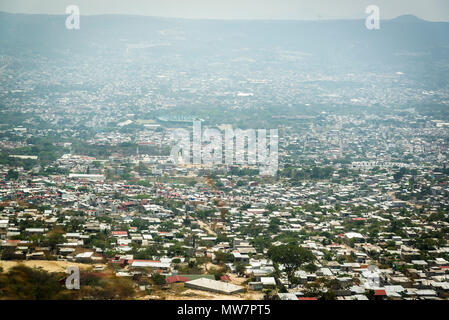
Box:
0, 110, 449, 299
1, 51, 449, 300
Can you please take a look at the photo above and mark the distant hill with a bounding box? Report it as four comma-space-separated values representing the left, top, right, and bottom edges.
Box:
0, 11, 448, 75
390, 14, 426, 23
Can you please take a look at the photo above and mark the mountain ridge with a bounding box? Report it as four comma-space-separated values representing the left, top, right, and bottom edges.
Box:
0, 11, 444, 23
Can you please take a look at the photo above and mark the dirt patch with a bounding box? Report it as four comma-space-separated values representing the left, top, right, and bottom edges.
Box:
155, 279, 263, 300
164, 288, 245, 300
163, 288, 264, 300
197, 220, 217, 236
229, 273, 248, 285
0, 260, 101, 273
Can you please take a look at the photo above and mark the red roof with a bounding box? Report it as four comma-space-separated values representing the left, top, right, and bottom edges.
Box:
109, 259, 125, 264
298, 297, 318, 301
122, 202, 135, 206
165, 275, 189, 284
112, 231, 128, 235
220, 275, 231, 282
374, 290, 387, 296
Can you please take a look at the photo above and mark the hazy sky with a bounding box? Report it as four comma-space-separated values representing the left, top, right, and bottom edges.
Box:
1, 0, 449, 21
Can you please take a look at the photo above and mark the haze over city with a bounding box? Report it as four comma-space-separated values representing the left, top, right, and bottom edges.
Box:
0, 0, 449, 308
1, 0, 449, 21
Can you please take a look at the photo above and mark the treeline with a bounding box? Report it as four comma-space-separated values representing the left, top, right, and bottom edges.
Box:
0, 154, 38, 170
0, 136, 67, 168
228, 167, 259, 177
280, 166, 334, 181
72, 142, 170, 159
393, 167, 419, 182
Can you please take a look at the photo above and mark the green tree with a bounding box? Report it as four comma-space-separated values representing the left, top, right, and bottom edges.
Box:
43, 228, 65, 252
234, 262, 247, 276
214, 251, 234, 264
267, 244, 315, 282
151, 272, 166, 286
6, 169, 19, 181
